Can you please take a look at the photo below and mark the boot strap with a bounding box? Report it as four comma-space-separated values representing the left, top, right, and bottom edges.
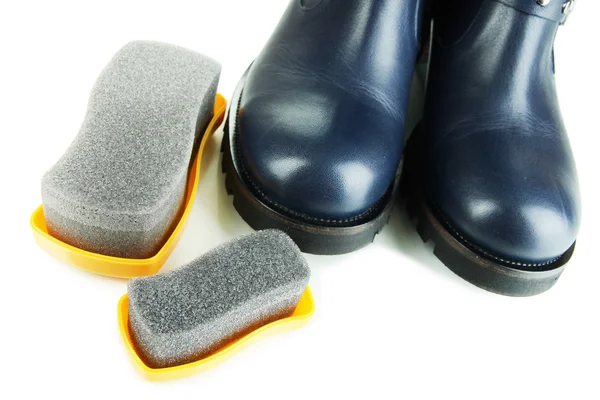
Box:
493, 0, 575, 24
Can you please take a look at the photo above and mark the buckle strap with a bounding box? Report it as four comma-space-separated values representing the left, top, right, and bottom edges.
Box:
493, 0, 576, 24
561, 0, 576, 24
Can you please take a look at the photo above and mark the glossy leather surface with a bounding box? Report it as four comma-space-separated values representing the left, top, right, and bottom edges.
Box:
423, 0, 580, 265
236, 0, 425, 221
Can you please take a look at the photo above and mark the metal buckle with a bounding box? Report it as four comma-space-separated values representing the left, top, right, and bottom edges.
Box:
561, 0, 576, 24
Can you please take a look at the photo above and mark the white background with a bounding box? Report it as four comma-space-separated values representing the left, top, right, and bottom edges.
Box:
1, 1, 599, 399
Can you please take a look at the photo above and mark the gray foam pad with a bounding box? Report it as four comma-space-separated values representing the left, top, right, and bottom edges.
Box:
41, 41, 221, 258
127, 230, 311, 368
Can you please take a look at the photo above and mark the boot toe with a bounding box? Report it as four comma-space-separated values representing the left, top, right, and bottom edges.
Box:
236, 89, 402, 222
426, 127, 580, 267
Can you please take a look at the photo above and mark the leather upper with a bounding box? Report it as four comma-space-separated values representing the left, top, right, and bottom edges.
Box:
423, 0, 581, 266
236, 0, 425, 221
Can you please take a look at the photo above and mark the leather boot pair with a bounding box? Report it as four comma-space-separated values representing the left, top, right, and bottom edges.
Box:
222, 0, 580, 296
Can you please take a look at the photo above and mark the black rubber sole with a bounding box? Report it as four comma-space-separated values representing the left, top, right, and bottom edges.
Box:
402, 128, 575, 297
220, 76, 398, 255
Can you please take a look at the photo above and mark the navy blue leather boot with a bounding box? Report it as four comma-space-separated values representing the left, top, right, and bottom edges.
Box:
223, 0, 426, 254
404, 0, 580, 296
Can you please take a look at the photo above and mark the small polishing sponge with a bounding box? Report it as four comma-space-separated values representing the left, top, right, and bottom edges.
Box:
127, 230, 311, 369
41, 41, 221, 258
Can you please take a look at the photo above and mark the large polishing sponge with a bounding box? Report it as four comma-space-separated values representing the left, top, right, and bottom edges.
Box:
127, 230, 311, 368
41, 41, 221, 258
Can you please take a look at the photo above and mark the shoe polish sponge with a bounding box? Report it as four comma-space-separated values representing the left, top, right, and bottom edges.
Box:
41, 41, 221, 258
127, 230, 311, 369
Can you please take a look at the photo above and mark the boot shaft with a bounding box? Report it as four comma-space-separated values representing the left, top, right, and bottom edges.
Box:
251, 0, 427, 103
425, 0, 574, 124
